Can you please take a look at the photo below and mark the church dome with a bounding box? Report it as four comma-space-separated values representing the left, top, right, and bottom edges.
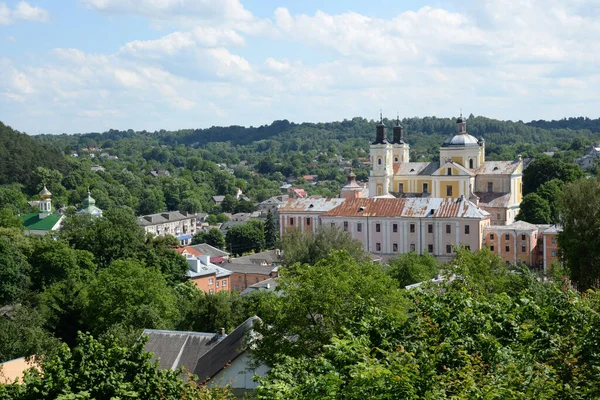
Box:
441, 133, 480, 147
39, 185, 52, 200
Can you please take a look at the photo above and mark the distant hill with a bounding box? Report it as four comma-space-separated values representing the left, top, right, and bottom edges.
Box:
526, 117, 600, 133
0, 121, 68, 190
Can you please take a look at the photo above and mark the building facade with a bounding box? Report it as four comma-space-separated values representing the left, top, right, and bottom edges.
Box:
368, 116, 523, 225
186, 255, 232, 294
137, 211, 196, 245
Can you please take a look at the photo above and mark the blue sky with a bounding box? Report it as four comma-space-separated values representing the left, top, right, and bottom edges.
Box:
1, 0, 599, 134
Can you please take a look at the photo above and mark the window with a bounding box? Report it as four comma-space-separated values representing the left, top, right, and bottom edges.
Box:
393, 223, 398, 233
331, 223, 335, 228
551, 250, 557, 257
410, 244, 416, 251
357, 223, 362, 232
490, 245, 495, 251
216, 281, 219, 288
208, 278, 214, 285
446, 245, 452, 254
255, 277, 259, 283
505, 234, 510, 240
343, 221, 348, 232
487, 182, 493, 192
428, 224, 433, 233
423, 183, 429, 193
289, 217, 294, 225
222, 280, 227, 286
393, 243, 398, 252
446, 224, 451, 234
490, 234, 494, 240
465, 225, 470, 234
521, 245, 526, 253
505, 245, 510, 252
398, 183, 404, 193
376, 223, 381, 232
551, 237, 557, 243
238, 276, 242, 281
465, 245, 471, 251
447, 167, 452, 176
521, 234, 526, 240
376, 243, 381, 251
410, 224, 415, 233
469, 159, 474, 169
428, 244, 433, 253
209, 289, 214, 295
394, 157, 399, 163
378, 157, 382, 165
446, 185, 453, 196
306, 218, 311, 226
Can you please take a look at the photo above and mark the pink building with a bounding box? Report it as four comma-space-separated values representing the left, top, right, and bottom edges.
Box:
279, 196, 491, 262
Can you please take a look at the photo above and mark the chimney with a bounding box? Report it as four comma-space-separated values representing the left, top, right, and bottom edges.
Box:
219, 327, 225, 336
198, 255, 211, 265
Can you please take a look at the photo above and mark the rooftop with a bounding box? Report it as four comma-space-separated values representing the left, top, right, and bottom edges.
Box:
279, 197, 346, 213
475, 160, 521, 175
21, 213, 62, 232
137, 211, 193, 226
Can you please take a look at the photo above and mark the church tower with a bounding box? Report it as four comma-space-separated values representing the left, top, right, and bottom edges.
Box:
369, 113, 393, 197
439, 115, 485, 170
392, 115, 410, 165
38, 185, 52, 219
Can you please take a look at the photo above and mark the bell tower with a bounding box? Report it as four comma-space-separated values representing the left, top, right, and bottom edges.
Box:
392, 114, 410, 165
369, 112, 393, 197
38, 185, 52, 219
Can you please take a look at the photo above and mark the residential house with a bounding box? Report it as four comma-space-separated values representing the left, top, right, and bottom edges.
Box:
226, 250, 282, 292
137, 211, 196, 245
212, 195, 225, 205
149, 170, 171, 178
240, 277, 279, 296
90, 164, 105, 172
142, 317, 268, 396
186, 255, 232, 294
257, 195, 288, 217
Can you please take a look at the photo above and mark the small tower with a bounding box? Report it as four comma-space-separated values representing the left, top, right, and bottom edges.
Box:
78, 190, 103, 217
38, 185, 52, 219
456, 113, 467, 134
369, 112, 393, 197
392, 114, 410, 164
340, 168, 364, 199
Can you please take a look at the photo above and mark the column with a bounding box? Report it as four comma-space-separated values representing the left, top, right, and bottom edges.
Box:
513, 232, 517, 264
455, 222, 460, 249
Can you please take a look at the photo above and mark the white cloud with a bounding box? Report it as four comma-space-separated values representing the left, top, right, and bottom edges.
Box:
0, 1, 49, 24
264, 58, 290, 73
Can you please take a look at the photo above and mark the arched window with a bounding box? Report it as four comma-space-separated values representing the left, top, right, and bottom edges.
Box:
377, 157, 382, 165
469, 158, 474, 169
394, 157, 398, 163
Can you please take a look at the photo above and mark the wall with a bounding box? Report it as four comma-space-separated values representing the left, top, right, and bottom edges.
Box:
191, 274, 230, 294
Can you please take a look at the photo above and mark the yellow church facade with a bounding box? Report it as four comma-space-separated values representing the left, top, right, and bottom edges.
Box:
369, 116, 523, 225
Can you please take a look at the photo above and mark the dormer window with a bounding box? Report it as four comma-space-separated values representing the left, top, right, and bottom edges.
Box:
493, 166, 499, 171
447, 168, 452, 176
410, 168, 415, 172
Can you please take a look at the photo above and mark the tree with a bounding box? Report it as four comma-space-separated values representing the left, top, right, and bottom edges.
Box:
559, 178, 600, 290
264, 210, 278, 249
83, 259, 179, 335
0, 235, 31, 306
192, 227, 225, 249
516, 193, 552, 224
0, 206, 24, 229
537, 179, 564, 224
387, 251, 439, 287
138, 186, 166, 215
253, 251, 405, 366
280, 226, 368, 267
0, 332, 233, 399
523, 156, 583, 195
220, 194, 237, 213
225, 221, 265, 256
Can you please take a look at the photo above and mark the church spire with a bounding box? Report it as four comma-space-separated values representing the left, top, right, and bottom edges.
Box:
392, 113, 405, 144
373, 110, 388, 144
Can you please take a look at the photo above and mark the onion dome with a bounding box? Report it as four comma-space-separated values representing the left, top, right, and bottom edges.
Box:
39, 185, 52, 200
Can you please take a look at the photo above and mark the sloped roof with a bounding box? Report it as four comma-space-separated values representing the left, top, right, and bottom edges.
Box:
485, 221, 539, 232
137, 211, 193, 226
143, 330, 218, 373
188, 243, 229, 258
321, 197, 489, 219
475, 192, 512, 208
21, 213, 62, 232
230, 250, 281, 265
476, 160, 520, 175
394, 162, 439, 176
279, 198, 346, 213
224, 263, 277, 275
193, 317, 258, 383
240, 278, 279, 296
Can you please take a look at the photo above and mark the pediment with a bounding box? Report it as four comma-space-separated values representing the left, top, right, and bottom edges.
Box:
431, 161, 475, 177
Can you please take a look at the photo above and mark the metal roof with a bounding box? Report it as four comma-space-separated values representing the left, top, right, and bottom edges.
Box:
475, 192, 512, 208
476, 160, 520, 175
394, 162, 439, 176
279, 197, 346, 213
137, 211, 193, 226
143, 330, 218, 373
321, 197, 489, 219
485, 221, 539, 232
442, 133, 480, 147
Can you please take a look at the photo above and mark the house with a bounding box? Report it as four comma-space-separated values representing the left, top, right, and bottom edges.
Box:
226, 251, 282, 292
188, 243, 230, 259
186, 255, 232, 294
278, 197, 346, 236
142, 317, 268, 396
257, 195, 288, 217
176, 244, 229, 264
574, 143, 600, 170
21, 186, 64, 236
240, 277, 280, 296
149, 170, 171, 178
0, 357, 39, 384
90, 164, 105, 172
302, 175, 317, 182
137, 211, 196, 245
288, 187, 307, 198
212, 195, 225, 205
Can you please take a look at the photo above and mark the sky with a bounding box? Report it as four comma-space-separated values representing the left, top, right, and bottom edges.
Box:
1, 0, 600, 134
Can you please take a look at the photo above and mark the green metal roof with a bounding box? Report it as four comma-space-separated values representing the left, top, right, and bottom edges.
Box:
21, 213, 62, 232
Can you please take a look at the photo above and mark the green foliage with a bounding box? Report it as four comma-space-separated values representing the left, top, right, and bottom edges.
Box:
516, 193, 552, 224
192, 228, 225, 249
1, 332, 234, 399
253, 251, 406, 366
0, 206, 24, 229
83, 259, 179, 335
559, 177, 600, 291
264, 210, 278, 249
280, 226, 368, 267
522, 156, 584, 195
386, 251, 439, 287
0, 235, 31, 306
225, 221, 265, 256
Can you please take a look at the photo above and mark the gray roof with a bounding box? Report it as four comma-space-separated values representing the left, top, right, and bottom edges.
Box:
187, 257, 232, 279
442, 133, 480, 147
394, 162, 439, 176
485, 221, 539, 232
476, 160, 520, 175
475, 192, 512, 208
279, 197, 346, 213
212, 196, 225, 202
188, 243, 229, 258
230, 250, 281, 265
193, 317, 258, 383
138, 211, 193, 226
240, 277, 279, 296
142, 329, 219, 373
222, 262, 278, 275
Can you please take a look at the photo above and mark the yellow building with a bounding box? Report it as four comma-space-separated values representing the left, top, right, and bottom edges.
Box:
369, 116, 523, 225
